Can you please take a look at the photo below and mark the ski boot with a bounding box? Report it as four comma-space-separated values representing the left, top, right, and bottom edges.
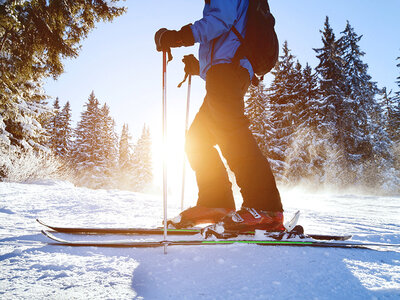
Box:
201, 207, 284, 239
221, 207, 285, 232
167, 205, 235, 229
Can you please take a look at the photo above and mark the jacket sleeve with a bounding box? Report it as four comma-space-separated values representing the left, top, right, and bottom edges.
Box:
191, 0, 239, 44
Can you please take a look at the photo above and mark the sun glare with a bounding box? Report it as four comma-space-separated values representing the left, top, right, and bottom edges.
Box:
151, 114, 198, 208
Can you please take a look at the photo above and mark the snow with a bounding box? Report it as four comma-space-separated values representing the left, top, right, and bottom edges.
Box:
0, 181, 400, 299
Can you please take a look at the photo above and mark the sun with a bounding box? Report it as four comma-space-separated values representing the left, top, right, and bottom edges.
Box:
150, 113, 198, 208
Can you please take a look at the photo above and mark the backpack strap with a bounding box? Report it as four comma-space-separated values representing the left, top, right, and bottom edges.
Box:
231, 26, 260, 86
231, 26, 246, 65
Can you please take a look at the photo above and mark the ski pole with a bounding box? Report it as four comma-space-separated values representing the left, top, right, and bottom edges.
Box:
162, 50, 168, 254
181, 75, 191, 211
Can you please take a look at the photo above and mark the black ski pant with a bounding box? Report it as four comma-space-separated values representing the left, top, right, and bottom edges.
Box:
185, 63, 283, 212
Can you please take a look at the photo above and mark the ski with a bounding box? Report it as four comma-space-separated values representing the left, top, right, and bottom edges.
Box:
41, 230, 398, 250
36, 216, 351, 241
37, 210, 301, 235
201, 225, 352, 241
37, 218, 200, 235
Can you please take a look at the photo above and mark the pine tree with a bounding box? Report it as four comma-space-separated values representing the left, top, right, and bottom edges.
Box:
391, 55, 400, 143
301, 64, 321, 130
71, 92, 119, 188
118, 123, 135, 190
245, 82, 271, 157
396, 55, 400, 99
46, 98, 62, 153
337, 21, 381, 163
266, 41, 298, 177
99, 103, 118, 185
0, 79, 49, 152
314, 17, 345, 152
119, 124, 133, 172
1, 1, 125, 83
301, 63, 326, 176
132, 125, 153, 191
58, 101, 72, 159
0, 1, 126, 157
380, 87, 393, 127
313, 17, 354, 186
370, 88, 392, 155
389, 55, 400, 179
283, 63, 325, 183
72, 91, 103, 186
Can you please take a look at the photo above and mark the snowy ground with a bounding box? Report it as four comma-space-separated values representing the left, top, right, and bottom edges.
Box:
0, 180, 399, 299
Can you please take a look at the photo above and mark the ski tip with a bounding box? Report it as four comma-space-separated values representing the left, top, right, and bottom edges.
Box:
41, 230, 66, 243
41, 229, 49, 239
37, 219, 50, 228
41, 229, 51, 237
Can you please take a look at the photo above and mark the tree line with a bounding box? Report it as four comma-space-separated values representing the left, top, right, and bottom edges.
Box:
0, 0, 125, 154
1, 1, 399, 194
245, 17, 400, 193
46, 92, 153, 190
0, 1, 155, 190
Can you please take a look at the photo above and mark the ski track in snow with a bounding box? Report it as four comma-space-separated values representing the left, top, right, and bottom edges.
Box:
0, 180, 400, 299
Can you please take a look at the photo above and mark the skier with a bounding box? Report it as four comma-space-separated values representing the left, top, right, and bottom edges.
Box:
154, 0, 284, 232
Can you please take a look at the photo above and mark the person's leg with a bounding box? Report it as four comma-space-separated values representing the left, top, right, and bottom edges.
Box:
167, 98, 236, 228
205, 64, 283, 212
185, 104, 235, 209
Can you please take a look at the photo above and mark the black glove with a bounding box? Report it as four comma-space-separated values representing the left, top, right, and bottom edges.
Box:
182, 54, 200, 76
178, 54, 200, 88
154, 24, 195, 52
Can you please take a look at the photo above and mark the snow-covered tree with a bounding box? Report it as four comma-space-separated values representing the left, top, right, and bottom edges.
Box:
118, 123, 135, 190
266, 41, 299, 177
119, 124, 134, 174
245, 82, 271, 157
396, 54, 400, 98
57, 101, 73, 159
299, 64, 321, 129
72, 92, 120, 188
0, 79, 50, 153
71, 92, 103, 186
390, 56, 400, 143
99, 103, 118, 184
314, 17, 345, 154
132, 125, 153, 191
337, 21, 382, 164
0, 1, 125, 156
388, 55, 400, 182
46, 98, 62, 153
367, 88, 392, 160
283, 63, 326, 183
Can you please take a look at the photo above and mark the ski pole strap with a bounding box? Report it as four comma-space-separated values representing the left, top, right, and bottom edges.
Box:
177, 73, 189, 88
168, 48, 173, 62
166, 48, 173, 63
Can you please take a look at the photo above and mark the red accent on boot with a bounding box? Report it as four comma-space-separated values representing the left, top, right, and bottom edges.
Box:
222, 207, 284, 232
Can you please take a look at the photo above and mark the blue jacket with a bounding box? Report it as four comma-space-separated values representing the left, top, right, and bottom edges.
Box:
190, 0, 254, 80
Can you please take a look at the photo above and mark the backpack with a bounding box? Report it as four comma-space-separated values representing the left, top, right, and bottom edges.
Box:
232, 0, 279, 85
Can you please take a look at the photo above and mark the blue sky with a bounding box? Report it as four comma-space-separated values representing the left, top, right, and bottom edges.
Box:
44, 0, 400, 196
